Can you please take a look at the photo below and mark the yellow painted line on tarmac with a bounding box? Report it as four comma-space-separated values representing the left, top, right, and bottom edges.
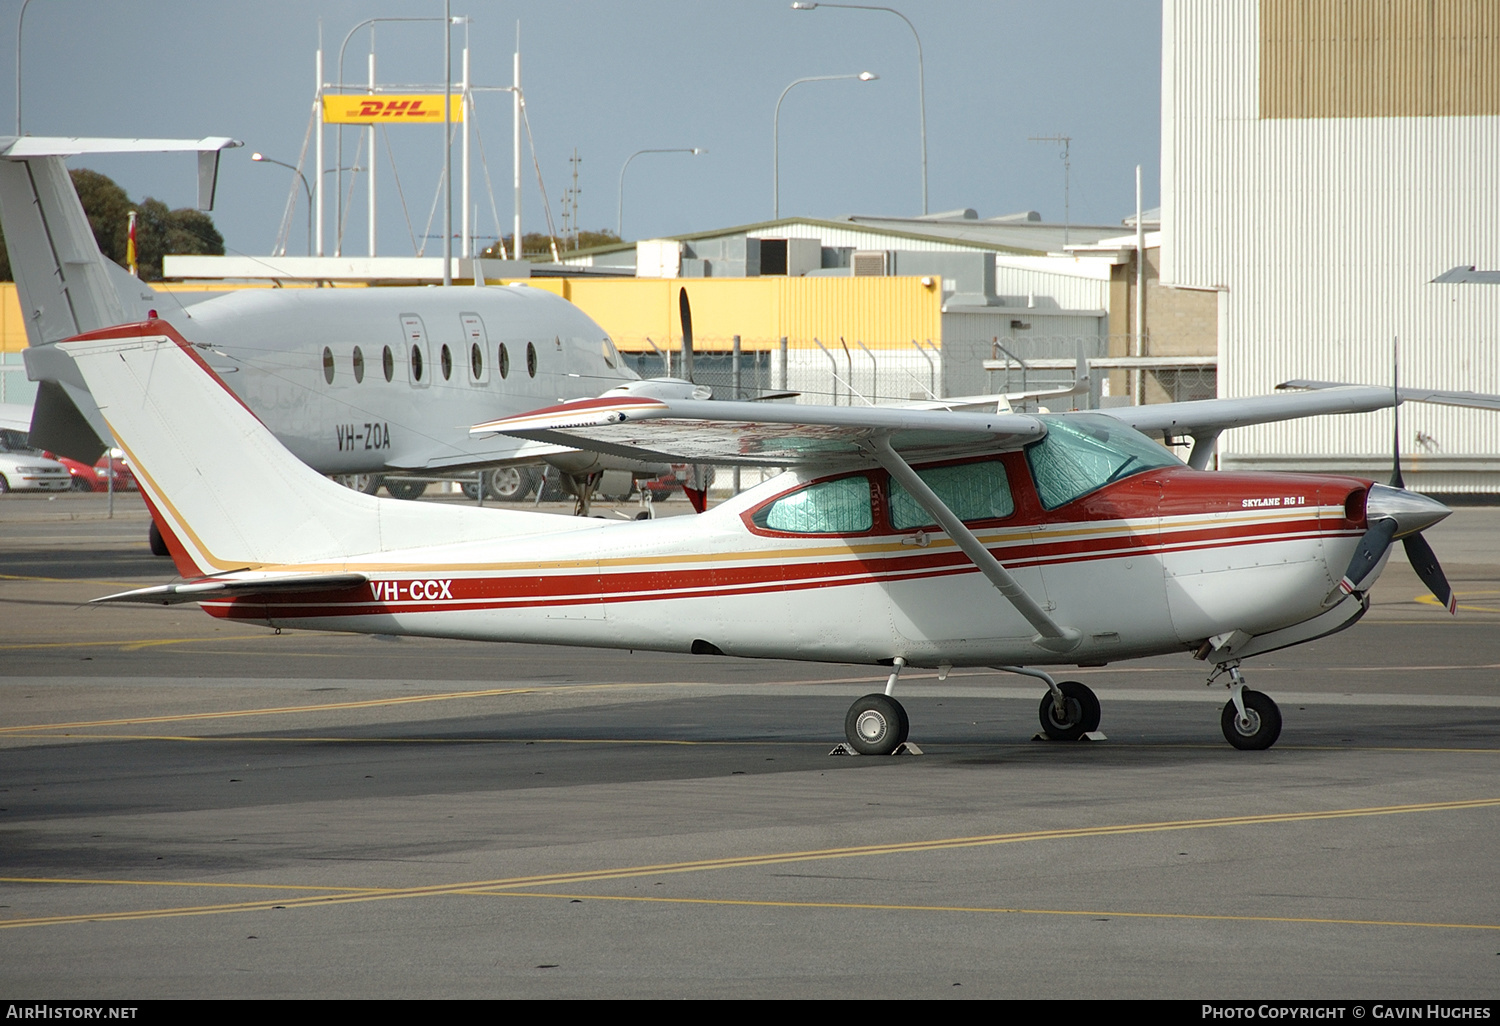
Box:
0, 876, 380, 894
1417, 591, 1500, 614
1, 638, 198, 651
0, 732, 716, 746
4, 733, 1497, 755
486, 890, 1500, 933
0, 679, 728, 734
0, 686, 544, 733
2, 796, 1496, 930
0, 573, 144, 587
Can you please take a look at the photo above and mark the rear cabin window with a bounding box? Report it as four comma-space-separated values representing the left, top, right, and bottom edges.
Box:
752, 474, 873, 534
1025, 413, 1181, 510
889, 459, 1014, 529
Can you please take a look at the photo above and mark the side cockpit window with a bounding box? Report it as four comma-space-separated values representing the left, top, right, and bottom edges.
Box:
1025, 413, 1181, 510
889, 459, 1013, 529
752, 474, 873, 534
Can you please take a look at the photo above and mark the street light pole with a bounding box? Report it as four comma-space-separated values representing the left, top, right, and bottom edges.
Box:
443, 0, 452, 285
773, 72, 877, 219
791, 2, 927, 215
617, 148, 705, 239
251, 152, 313, 256
15, 0, 33, 135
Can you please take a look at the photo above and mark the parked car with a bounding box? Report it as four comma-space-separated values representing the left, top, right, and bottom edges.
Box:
47, 450, 138, 492
0, 428, 70, 493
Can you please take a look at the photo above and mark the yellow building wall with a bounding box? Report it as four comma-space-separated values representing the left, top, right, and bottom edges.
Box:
0, 281, 370, 353
0, 275, 943, 355
0, 284, 20, 353
532, 275, 944, 353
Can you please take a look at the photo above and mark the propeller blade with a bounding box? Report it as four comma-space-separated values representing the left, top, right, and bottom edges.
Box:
1339, 517, 1398, 595
678, 287, 695, 384
1402, 532, 1457, 614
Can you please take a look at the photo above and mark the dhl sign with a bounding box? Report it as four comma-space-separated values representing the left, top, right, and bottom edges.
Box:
322, 95, 464, 124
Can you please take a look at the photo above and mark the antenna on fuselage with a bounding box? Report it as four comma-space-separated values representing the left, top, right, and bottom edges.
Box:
1390, 335, 1404, 489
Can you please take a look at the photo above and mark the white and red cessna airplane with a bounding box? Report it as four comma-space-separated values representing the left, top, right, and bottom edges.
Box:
62, 320, 1497, 755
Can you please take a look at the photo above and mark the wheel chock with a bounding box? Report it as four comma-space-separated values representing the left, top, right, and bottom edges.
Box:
828, 741, 924, 756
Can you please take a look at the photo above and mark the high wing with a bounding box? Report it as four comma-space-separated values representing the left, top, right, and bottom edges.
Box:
472, 395, 1046, 467
472, 384, 1405, 469
1102, 384, 1500, 469
473, 379, 1500, 474
1277, 379, 1500, 411
1099, 386, 1395, 469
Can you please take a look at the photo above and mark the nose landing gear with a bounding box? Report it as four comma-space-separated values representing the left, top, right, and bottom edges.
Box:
1211, 662, 1282, 750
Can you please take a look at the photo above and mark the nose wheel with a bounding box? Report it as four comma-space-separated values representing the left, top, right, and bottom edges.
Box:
1220, 688, 1282, 750
1208, 663, 1283, 750
844, 694, 910, 756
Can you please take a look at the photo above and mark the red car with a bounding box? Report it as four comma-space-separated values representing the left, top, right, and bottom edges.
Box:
47, 451, 138, 492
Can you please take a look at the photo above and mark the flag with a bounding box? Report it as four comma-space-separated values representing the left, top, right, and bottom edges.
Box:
126, 210, 138, 277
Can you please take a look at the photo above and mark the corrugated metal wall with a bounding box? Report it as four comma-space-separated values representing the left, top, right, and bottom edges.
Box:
1162, 0, 1500, 490
993, 260, 1113, 311
1261, 0, 1500, 118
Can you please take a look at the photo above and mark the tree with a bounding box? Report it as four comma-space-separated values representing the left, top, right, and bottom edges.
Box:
71, 169, 133, 265
481, 228, 622, 262
0, 168, 223, 282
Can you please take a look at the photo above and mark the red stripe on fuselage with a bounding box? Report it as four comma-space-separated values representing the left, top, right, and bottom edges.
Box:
200, 513, 1351, 621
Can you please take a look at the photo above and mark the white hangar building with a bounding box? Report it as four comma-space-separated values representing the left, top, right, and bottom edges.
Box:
1162, 0, 1500, 491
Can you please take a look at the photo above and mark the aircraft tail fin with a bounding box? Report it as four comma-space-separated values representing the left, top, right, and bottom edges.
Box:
0, 136, 240, 458
59, 321, 599, 574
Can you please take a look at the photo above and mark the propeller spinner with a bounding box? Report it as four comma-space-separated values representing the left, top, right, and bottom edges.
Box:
1338, 484, 1456, 613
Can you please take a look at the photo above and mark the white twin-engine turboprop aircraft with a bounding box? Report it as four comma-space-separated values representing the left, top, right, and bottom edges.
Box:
65, 321, 1499, 755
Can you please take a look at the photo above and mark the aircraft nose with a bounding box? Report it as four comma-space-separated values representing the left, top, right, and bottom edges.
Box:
1364, 483, 1451, 537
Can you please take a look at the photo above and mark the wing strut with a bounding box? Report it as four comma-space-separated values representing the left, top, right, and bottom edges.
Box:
866, 435, 1081, 654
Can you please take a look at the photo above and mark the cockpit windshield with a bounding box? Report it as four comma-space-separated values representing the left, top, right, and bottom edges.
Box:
1025, 413, 1181, 509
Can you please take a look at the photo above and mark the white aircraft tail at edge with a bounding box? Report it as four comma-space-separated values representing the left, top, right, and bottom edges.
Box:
71, 322, 603, 584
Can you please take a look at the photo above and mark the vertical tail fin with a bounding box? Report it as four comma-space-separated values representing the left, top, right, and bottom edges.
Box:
60, 322, 596, 573
0, 136, 239, 458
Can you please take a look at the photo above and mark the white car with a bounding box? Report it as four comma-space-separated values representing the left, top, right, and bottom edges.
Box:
0, 428, 71, 493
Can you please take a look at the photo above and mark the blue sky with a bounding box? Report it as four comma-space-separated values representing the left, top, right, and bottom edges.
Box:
6, 0, 1162, 257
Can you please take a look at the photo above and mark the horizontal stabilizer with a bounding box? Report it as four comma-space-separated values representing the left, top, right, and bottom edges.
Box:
94, 572, 369, 606
1, 136, 242, 158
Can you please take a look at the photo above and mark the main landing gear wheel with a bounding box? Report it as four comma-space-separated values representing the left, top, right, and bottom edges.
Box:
1221, 689, 1282, 750
486, 466, 536, 502
383, 479, 428, 501
1038, 680, 1102, 741
844, 693, 910, 756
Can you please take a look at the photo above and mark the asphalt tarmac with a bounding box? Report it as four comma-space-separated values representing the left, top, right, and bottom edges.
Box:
1, 491, 1497, 999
